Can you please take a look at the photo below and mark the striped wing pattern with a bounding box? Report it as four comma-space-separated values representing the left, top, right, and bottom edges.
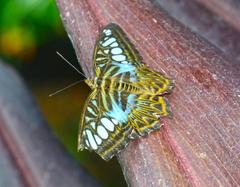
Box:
78, 23, 174, 161
93, 23, 143, 78
94, 24, 173, 95
79, 90, 136, 160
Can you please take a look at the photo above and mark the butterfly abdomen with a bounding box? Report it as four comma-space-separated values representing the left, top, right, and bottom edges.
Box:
98, 78, 141, 94
113, 81, 140, 93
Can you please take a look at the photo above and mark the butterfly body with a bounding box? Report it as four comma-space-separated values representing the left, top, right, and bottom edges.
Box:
85, 77, 144, 95
78, 23, 174, 161
85, 70, 173, 95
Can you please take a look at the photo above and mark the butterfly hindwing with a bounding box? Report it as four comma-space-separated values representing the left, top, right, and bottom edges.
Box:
78, 90, 172, 160
135, 66, 174, 95
128, 94, 171, 137
78, 89, 99, 151
79, 89, 136, 160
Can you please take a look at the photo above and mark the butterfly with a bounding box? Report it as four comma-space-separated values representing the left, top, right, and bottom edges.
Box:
78, 23, 174, 161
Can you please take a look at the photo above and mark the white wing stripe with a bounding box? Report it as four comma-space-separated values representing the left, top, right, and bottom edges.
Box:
111, 47, 123, 54
103, 29, 112, 36
94, 135, 102, 145
86, 130, 98, 150
110, 42, 118, 47
102, 37, 116, 47
101, 118, 115, 131
112, 54, 126, 61
97, 126, 109, 139
87, 107, 96, 116
111, 119, 118, 125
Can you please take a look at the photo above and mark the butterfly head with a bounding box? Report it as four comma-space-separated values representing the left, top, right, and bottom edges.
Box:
85, 78, 97, 89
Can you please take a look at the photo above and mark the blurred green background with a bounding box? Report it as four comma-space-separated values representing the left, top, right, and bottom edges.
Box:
0, 0, 126, 186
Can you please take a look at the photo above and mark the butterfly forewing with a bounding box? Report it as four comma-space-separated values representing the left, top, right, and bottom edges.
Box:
94, 23, 143, 77
78, 23, 174, 161
79, 90, 135, 160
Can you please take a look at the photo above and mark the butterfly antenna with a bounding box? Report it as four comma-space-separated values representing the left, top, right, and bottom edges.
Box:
56, 51, 87, 79
49, 80, 83, 97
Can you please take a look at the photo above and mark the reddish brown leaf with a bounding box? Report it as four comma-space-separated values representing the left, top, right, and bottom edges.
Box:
153, 0, 240, 64
194, 0, 240, 32
57, 0, 240, 186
